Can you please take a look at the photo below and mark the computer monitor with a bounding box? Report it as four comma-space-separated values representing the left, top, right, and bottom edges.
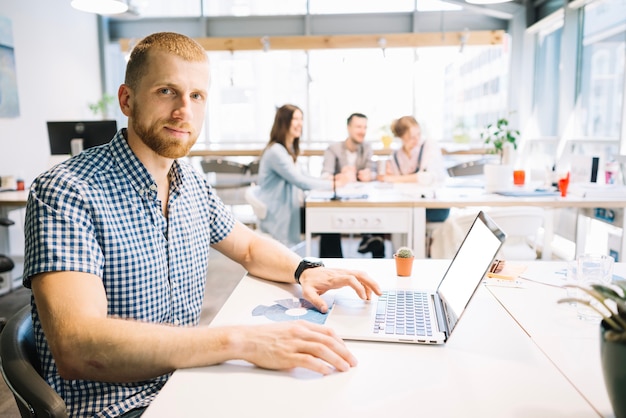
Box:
47, 120, 118, 155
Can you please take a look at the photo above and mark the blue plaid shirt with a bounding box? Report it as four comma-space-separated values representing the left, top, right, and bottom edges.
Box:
23, 130, 235, 417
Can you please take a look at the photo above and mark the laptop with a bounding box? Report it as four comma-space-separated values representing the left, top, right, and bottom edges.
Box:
325, 211, 506, 344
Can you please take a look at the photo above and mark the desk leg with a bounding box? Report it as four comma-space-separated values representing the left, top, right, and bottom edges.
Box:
615, 208, 626, 262
575, 210, 588, 260
413, 207, 426, 259
542, 208, 554, 260
305, 207, 312, 256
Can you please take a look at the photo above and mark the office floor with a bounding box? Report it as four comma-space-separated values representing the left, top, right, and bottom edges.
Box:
0, 235, 383, 417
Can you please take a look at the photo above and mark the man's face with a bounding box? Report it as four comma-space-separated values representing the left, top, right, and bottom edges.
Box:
347, 116, 367, 144
126, 51, 210, 159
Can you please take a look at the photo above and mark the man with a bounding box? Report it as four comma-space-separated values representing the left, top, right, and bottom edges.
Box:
23, 32, 380, 418
320, 113, 384, 258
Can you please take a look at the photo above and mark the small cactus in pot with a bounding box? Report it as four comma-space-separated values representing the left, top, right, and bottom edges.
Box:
395, 247, 414, 258
394, 247, 414, 276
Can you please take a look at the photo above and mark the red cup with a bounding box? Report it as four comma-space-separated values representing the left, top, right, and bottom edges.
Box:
513, 170, 525, 186
558, 177, 569, 197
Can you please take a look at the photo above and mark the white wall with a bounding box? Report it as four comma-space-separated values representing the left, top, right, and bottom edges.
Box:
0, 0, 103, 185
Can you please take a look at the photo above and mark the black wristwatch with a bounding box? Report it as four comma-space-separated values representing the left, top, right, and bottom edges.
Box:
294, 257, 324, 284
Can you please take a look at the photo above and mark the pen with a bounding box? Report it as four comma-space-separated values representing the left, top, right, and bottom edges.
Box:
489, 259, 505, 274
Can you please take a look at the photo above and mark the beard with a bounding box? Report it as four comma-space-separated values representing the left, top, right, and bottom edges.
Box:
131, 107, 198, 159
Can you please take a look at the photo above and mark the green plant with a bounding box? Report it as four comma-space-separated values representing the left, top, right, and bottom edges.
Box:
88, 93, 116, 118
394, 247, 414, 258
558, 281, 626, 342
481, 117, 520, 164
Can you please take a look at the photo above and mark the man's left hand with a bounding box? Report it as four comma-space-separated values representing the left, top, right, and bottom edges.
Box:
298, 268, 382, 313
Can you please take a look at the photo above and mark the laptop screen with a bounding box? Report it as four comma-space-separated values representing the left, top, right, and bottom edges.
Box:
436, 211, 506, 331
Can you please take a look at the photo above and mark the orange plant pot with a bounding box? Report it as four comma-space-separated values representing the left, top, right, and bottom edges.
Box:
394, 255, 414, 277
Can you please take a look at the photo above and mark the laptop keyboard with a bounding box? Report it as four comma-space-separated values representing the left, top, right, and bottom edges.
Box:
373, 290, 433, 337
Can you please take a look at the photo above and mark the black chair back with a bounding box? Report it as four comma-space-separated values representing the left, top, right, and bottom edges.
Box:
0, 305, 68, 417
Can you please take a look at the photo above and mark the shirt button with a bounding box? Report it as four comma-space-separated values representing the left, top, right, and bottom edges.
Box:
173, 318, 181, 326
150, 184, 157, 191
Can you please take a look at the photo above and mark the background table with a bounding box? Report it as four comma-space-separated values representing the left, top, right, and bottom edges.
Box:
305, 183, 626, 260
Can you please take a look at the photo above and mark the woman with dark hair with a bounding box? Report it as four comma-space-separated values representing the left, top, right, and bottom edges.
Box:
257, 104, 341, 247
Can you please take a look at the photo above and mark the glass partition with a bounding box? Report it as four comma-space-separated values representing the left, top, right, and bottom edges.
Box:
578, 0, 625, 139
533, 23, 562, 137
198, 44, 509, 148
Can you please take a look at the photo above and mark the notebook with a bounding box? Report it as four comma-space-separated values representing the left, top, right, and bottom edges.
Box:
495, 189, 559, 197
325, 210, 506, 344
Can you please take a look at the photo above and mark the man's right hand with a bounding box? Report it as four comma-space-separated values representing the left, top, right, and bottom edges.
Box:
229, 321, 357, 375
339, 166, 357, 183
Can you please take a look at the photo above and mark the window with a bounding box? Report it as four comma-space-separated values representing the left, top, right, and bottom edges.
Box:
197, 44, 510, 148
138, 0, 308, 16
578, 0, 626, 139
202, 0, 307, 16
206, 50, 308, 145
307, 48, 414, 143
309, 0, 414, 14
138, 0, 461, 17
533, 22, 562, 137
442, 44, 511, 143
137, 0, 202, 17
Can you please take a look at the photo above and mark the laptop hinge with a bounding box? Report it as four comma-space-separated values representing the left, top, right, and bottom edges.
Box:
432, 293, 449, 340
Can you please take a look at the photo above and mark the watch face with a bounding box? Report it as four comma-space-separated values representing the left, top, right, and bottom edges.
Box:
303, 256, 323, 265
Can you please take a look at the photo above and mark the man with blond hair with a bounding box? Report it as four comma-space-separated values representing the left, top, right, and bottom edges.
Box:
24, 32, 380, 417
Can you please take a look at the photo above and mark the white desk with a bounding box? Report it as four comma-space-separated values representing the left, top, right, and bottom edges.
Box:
143, 259, 608, 417
305, 183, 626, 260
487, 260, 626, 417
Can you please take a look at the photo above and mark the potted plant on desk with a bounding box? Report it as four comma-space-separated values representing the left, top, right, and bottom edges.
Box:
481, 117, 520, 192
394, 247, 414, 277
558, 281, 626, 417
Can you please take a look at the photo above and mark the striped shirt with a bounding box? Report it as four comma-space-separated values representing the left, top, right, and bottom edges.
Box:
23, 129, 235, 417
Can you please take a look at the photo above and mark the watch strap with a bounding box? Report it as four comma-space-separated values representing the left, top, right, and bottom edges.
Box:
294, 258, 324, 284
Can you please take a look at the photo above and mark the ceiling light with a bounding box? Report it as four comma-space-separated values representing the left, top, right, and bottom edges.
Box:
465, 0, 512, 4
71, 0, 129, 15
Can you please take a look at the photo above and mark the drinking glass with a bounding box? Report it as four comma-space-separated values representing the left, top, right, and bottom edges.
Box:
575, 254, 614, 321
558, 175, 570, 197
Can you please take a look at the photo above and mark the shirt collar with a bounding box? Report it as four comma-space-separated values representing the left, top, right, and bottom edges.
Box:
108, 128, 185, 198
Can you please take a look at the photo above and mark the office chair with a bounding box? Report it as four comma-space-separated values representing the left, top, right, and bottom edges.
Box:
244, 185, 267, 230
431, 207, 545, 260
247, 159, 260, 177
0, 305, 68, 418
0, 218, 16, 296
446, 159, 488, 177
200, 158, 252, 207
243, 185, 306, 254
